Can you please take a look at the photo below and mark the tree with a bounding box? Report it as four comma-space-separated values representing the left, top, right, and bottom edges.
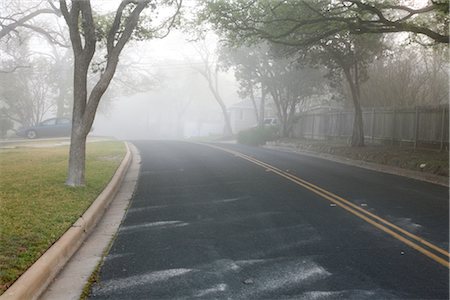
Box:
220, 42, 325, 137
191, 40, 233, 137
0, 64, 56, 128
265, 58, 324, 137
329, 0, 448, 44
200, 0, 385, 146
60, 0, 182, 186
306, 33, 383, 146
41, 44, 74, 118
219, 44, 270, 127
200, 0, 448, 45
360, 44, 449, 107
0, 0, 66, 45
0, 39, 56, 128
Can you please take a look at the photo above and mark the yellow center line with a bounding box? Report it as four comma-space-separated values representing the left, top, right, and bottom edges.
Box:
205, 143, 450, 268
238, 149, 449, 258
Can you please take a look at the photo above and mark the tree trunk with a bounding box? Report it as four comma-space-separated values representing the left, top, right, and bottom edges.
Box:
59, 0, 176, 187
279, 109, 289, 138
66, 52, 90, 186
206, 74, 233, 137
221, 104, 233, 136
66, 129, 86, 186
351, 103, 364, 146
343, 66, 365, 147
214, 89, 233, 137
280, 123, 288, 137
258, 84, 266, 127
249, 82, 260, 126
269, 89, 287, 137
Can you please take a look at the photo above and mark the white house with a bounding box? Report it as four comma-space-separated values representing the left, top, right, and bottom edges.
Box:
228, 99, 258, 133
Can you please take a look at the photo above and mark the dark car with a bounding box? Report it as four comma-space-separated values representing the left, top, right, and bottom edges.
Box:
17, 118, 72, 139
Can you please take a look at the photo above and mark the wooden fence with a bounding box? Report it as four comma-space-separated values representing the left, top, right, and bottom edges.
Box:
293, 106, 449, 150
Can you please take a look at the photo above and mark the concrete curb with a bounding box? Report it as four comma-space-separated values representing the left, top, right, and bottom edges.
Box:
1, 142, 133, 300
264, 144, 449, 187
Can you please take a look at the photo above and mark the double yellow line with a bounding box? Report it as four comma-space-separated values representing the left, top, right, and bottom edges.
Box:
206, 143, 450, 268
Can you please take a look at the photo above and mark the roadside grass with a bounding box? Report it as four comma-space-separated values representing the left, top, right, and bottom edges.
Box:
0, 141, 126, 294
273, 138, 449, 177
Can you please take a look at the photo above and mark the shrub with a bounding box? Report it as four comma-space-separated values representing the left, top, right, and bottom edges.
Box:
237, 126, 278, 146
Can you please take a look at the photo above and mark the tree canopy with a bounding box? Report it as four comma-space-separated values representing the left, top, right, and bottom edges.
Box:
200, 0, 448, 46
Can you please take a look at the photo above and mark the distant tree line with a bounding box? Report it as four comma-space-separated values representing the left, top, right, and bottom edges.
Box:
196, 0, 448, 146
0, 0, 182, 186
0, 0, 447, 186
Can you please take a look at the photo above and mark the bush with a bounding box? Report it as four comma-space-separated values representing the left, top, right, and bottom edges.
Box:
237, 126, 278, 146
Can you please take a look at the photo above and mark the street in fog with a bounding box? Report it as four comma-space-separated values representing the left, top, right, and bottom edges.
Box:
89, 141, 449, 299
1, 0, 448, 299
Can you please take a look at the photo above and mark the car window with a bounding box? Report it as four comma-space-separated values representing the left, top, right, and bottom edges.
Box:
57, 118, 71, 125
41, 119, 56, 126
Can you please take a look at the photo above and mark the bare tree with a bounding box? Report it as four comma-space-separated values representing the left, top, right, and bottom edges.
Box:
219, 44, 270, 127
60, 0, 182, 186
192, 41, 233, 137
0, 55, 55, 128
0, 0, 65, 44
360, 45, 449, 107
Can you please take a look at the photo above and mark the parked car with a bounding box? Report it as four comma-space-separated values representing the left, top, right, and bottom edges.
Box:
17, 118, 72, 139
263, 117, 279, 126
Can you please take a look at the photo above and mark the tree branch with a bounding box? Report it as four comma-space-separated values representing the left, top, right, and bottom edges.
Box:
0, 65, 31, 73
20, 23, 69, 47
0, 8, 59, 40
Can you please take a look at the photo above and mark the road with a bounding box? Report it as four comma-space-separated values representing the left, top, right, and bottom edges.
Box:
89, 140, 449, 299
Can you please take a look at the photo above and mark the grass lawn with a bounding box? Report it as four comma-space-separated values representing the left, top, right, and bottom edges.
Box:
0, 141, 126, 294
273, 138, 449, 177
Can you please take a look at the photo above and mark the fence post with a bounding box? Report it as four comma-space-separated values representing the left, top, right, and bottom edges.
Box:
440, 106, 446, 152
392, 108, 396, 145
311, 114, 315, 140
414, 106, 419, 151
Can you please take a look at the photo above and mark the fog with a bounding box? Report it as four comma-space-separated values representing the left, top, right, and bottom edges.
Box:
1, 0, 447, 144
91, 31, 241, 140
0, 1, 245, 142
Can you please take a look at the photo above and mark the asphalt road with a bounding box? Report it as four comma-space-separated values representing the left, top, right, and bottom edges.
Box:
89, 140, 449, 299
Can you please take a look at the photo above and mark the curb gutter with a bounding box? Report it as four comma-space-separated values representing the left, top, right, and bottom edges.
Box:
1, 142, 133, 300
264, 144, 449, 187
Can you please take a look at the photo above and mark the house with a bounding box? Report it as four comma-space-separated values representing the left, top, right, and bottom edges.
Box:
228, 99, 258, 133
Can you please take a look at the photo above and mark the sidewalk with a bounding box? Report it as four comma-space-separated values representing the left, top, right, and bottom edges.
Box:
40, 144, 141, 300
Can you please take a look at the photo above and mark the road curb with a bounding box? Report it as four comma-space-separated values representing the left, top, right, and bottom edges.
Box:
264, 144, 449, 187
1, 142, 133, 300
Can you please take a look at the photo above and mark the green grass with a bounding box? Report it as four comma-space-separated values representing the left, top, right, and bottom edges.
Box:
276, 138, 449, 177
0, 141, 126, 294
